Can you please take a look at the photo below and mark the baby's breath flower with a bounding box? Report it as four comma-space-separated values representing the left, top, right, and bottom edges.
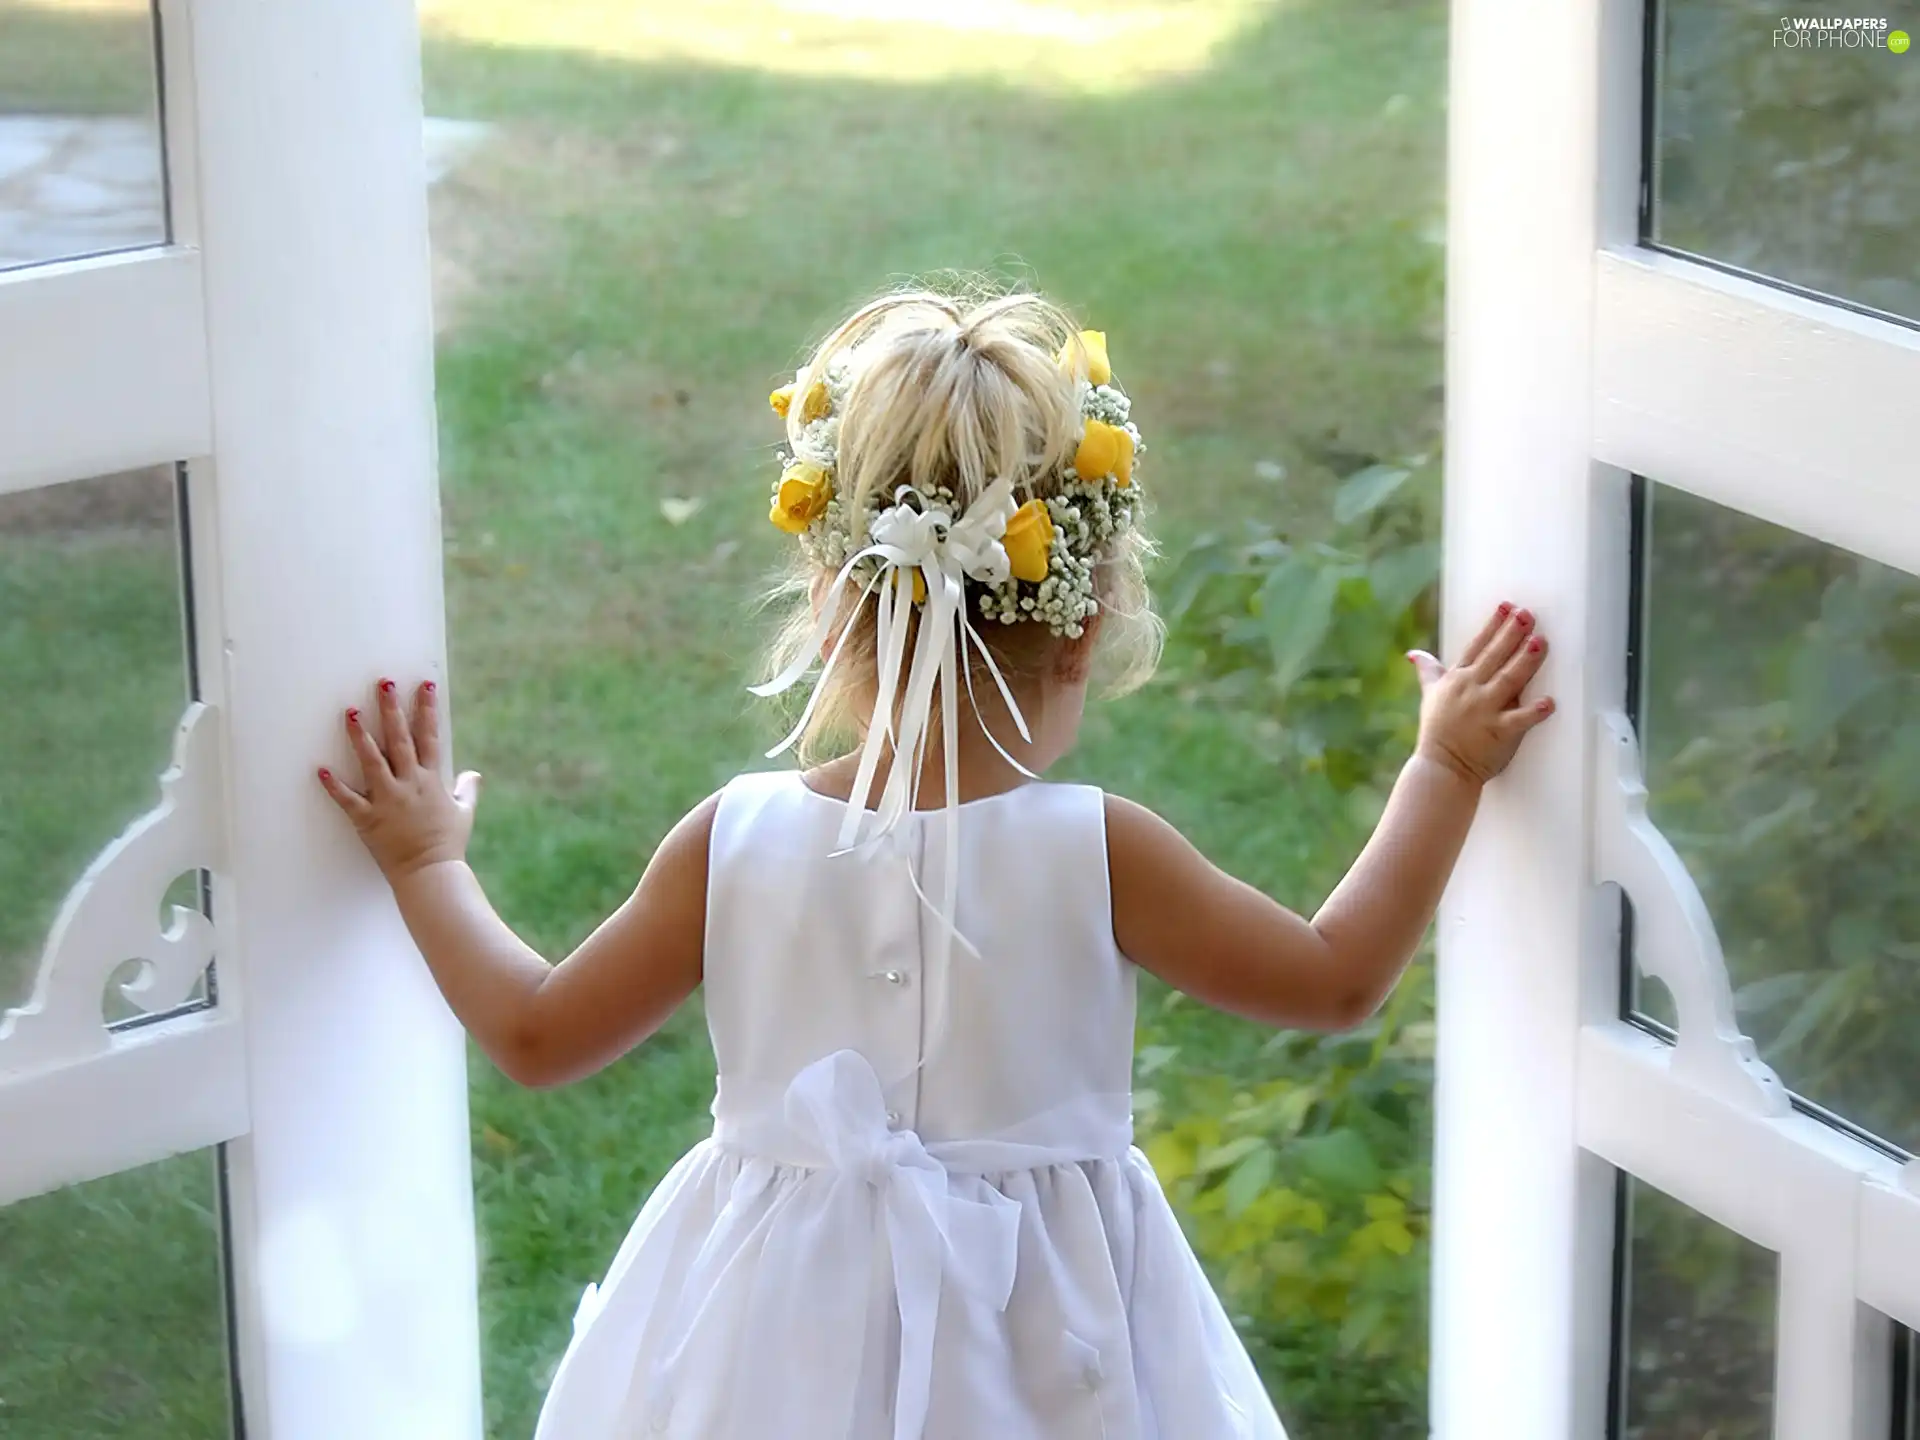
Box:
775, 343, 1144, 639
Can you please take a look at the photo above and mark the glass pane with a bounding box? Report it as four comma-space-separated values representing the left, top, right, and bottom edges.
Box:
1620, 899, 1679, 1032
0, 1148, 234, 1436
0, 0, 167, 272
1629, 481, 1920, 1152
1894, 1322, 1918, 1440
1618, 1178, 1777, 1439
0, 466, 206, 1021
1648, 0, 1920, 322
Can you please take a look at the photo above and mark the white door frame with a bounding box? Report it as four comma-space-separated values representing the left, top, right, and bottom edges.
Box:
1437, 0, 1920, 1437
0, 0, 481, 1434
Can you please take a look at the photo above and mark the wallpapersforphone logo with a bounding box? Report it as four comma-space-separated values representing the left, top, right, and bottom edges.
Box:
1773, 16, 1910, 49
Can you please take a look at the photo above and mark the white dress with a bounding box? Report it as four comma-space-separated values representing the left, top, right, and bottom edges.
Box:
533, 769, 1291, 1439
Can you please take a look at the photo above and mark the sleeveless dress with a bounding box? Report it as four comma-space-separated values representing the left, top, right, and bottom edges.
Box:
532, 769, 1291, 1439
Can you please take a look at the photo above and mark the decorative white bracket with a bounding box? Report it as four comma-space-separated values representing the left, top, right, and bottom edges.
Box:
0, 702, 227, 1078
1593, 710, 1790, 1118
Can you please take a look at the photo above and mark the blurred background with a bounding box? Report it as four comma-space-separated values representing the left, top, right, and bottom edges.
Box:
1, 1, 1915, 1437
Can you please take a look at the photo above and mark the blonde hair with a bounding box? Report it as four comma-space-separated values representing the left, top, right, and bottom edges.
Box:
760, 280, 1163, 760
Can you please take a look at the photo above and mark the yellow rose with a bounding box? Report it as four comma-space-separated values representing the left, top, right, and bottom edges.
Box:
1073, 418, 1135, 486
1057, 329, 1111, 387
882, 566, 927, 605
769, 385, 794, 418
1003, 499, 1055, 583
769, 462, 831, 534
801, 380, 832, 424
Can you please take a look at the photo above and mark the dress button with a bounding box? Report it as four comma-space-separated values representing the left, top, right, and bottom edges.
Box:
885, 1110, 903, 1128
880, 969, 906, 985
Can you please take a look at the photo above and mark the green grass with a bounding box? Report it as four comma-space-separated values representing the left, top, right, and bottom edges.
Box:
0, 1, 158, 115
0, 2, 1447, 1434
0, 1151, 232, 1436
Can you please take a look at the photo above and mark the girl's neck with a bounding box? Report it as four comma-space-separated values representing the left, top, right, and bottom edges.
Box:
806, 676, 1067, 810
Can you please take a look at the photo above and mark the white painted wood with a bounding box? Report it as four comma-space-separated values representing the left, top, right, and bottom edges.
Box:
1570, 460, 1641, 1440
0, 1007, 248, 1207
177, 0, 481, 1432
0, 702, 225, 1076
1593, 709, 1788, 1117
1859, 1182, 1920, 1334
0, 249, 212, 492
1434, 0, 1621, 1434
1775, 1163, 1873, 1439
1593, 248, 1920, 578
1578, 1023, 1908, 1437
1450, 0, 1915, 1427
1581, 1026, 1796, 1249
1578, 1026, 1897, 1258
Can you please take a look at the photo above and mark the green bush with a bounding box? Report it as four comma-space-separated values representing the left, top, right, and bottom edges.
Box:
1657, 0, 1920, 319
1138, 969, 1433, 1432
1141, 456, 1443, 1435
1160, 455, 1438, 795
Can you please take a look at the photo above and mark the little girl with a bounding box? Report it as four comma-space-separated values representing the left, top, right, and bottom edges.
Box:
319, 288, 1554, 1438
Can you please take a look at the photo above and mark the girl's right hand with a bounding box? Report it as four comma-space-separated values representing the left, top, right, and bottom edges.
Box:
319, 678, 482, 883
1406, 602, 1555, 786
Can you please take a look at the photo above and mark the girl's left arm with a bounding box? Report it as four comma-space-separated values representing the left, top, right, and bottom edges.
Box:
1109, 602, 1555, 1030
319, 679, 712, 1088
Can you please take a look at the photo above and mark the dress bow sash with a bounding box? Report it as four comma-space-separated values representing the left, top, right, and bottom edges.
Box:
785, 1050, 1024, 1440
638, 1050, 1030, 1439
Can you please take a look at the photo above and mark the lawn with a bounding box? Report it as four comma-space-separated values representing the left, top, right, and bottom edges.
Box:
0, 1, 1448, 1435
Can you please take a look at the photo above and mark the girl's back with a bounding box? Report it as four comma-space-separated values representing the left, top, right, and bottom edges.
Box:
705, 771, 1132, 1139
534, 768, 1284, 1439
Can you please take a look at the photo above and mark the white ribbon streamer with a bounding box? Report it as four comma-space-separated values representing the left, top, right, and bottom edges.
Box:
751, 477, 1041, 1070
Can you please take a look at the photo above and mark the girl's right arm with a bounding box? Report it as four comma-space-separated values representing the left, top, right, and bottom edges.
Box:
384, 801, 714, 1088
1107, 601, 1554, 1031
319, 678, 713, 1088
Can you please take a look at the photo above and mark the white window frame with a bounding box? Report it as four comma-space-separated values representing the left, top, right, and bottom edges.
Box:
1437, 0, 1920, 1437
0, 0, 481, 1434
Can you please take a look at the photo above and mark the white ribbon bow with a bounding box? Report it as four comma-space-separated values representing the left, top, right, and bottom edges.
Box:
636, 1051, 1024, 1439
751, 475, 1040, 1069
784, 1050, 1024, 1440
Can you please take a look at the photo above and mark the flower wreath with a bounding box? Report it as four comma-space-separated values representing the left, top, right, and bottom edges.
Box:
765, 329, 1145, 640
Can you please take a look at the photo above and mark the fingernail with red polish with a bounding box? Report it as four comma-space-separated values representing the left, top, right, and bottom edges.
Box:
1516, 611, 1532, 628
379, 679, 395, 695
318, 767, 331, 781
1528, 636, 1543, 652
1497, 601, 1512, 616
346, 707, 360, 723
422, 680, 435, 694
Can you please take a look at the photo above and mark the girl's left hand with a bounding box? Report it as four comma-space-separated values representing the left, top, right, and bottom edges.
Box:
1406, 601, 1556, 785
318, 678, 481, 882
